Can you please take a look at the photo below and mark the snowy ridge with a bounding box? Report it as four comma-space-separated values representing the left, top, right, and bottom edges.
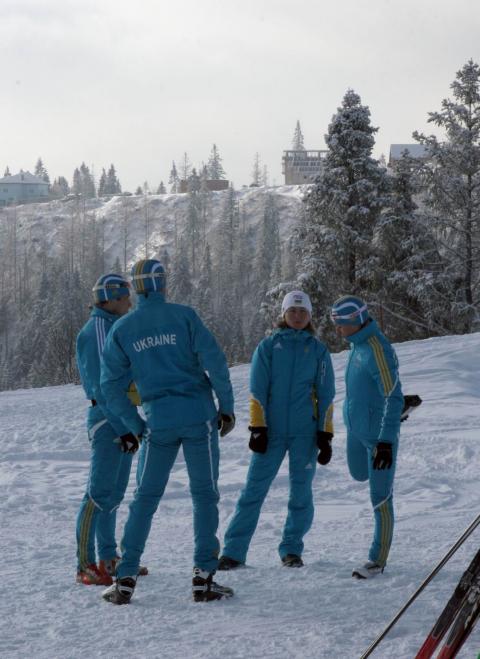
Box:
5, 185, 307, 268
0, 332, 479, 658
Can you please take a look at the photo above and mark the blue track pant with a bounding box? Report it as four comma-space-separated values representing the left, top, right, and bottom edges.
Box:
117, 418, 220, 578
347, 433, 398, 566
76, 421, 133, 570
222, 434, 317, 563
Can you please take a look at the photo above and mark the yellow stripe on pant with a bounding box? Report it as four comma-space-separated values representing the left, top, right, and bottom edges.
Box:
78, 499, 96, 569
376, 499, 393, 567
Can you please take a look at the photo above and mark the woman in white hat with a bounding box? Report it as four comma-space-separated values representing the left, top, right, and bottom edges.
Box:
218, 291, 335, 570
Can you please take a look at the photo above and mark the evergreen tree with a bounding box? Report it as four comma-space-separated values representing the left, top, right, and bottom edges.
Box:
98, 168, 107, 196
375, 153, 450, 339
195, 243, 217, 334
72, 163, 96, 198
105, 164, 121, 195
251, 153, 261, 186
50, 176, 70, 198
207, 144, 226, 179
34, 157, 50, 184
246, 193, 281, 351
180, 152, 192, 181
186, 177, 201, 277
261, 165, 269, 187
297, 89, 389, 342
169, 161, 179, 193
135, 186, 143, 195
169, 236, 193, 304
414, 59, 480, 332
3, 166, 11, 177
156, 181, 167, 194
292, 120, 306, 150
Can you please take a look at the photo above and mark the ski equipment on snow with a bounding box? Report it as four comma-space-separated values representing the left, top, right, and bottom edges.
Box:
401, 394, 422, 422
359, 512, 480, 659
415, 548, 480, 658
436, 571, 480, 657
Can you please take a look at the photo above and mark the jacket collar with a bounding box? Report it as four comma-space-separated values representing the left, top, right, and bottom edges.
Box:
90, 306, 119, 324
273, 327, 314, 341
347, 318, 378, 346
136, 291, 166, 308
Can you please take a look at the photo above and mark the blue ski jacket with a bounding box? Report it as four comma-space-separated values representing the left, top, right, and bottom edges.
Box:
249, 328, 335, 437
76, 307, 130, 437
100, 292, 234, 435
343, 319, 403, 444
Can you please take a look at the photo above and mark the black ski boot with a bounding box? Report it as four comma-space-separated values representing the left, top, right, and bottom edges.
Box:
217, 555, 243, 571
192, 568, 234, 602
281, 554, 304, 568
102, 576, 136, 605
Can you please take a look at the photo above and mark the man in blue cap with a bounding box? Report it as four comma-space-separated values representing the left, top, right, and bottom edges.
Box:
76, 273, 146, 585
331, 295, 403, 579
100, 258, 235, 604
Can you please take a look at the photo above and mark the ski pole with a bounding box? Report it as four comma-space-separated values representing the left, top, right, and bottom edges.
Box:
359, 511, 480, 659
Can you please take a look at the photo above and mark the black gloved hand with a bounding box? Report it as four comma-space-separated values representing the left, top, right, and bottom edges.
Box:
248, 426, 268, 454
372, 442, 393, 470
120, 433, 140, 454
316, 431, 333, 465
218, 413, 235, 437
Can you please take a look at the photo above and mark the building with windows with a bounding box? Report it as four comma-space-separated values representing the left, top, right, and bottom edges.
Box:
0, 171, 50, 206
282, 150, 327, 184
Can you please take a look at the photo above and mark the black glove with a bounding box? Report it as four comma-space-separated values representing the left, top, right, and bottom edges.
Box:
316, 431, 333, 465
248, 426, 268, 454
120, 433, 140, 454
218, 413, 235, 437
372, 442, 393, 470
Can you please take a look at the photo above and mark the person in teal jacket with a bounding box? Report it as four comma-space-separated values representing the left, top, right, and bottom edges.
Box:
100, 258, 236, 605
218, 291, 335, 570
331, 295, 403, 579
75, 273, 142, 586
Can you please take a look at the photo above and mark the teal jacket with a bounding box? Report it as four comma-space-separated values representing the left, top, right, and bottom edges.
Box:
249, 328, 335, 437
76, 307, 129, 437
343, 319, 403, 444
100, 292, 234, 435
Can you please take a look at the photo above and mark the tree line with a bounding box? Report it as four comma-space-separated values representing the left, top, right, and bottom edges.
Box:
0, 59, 479, 391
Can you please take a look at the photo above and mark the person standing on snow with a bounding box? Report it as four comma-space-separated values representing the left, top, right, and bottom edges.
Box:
330, 295, 403, 579
100, 258, 236, 604
75, 273, 147, 586
218, 291, 335, 571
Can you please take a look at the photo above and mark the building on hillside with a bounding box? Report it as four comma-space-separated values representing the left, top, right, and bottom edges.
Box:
282, 150, 327, 184
388, 144, 428, 168
178, 179, 230, 194
0, 171, 50, 206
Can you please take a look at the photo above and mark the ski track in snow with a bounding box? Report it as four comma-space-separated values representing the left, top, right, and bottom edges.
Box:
0, 334, 479, 658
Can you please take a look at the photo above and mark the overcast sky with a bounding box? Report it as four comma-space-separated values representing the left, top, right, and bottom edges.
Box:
1, 0, 479, 192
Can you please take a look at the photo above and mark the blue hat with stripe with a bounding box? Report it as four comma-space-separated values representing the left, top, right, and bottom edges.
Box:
131, 259, 166, 294
331, 295, 369, 326
92, 273, 130, 304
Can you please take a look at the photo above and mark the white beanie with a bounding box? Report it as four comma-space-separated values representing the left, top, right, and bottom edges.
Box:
281, 290, 312, 315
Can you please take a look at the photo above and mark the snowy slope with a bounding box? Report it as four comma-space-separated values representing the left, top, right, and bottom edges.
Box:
4, 185, 307, 269
0, 332, 479, 659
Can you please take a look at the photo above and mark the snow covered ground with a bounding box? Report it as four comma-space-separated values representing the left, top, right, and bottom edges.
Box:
1, 332, 479, 658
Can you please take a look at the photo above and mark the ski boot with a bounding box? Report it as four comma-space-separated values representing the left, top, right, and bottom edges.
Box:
102, 576, 137, 605
352, 560, 384, 579
76, 563, 113, 586
192, 568, 234, 602
281, 554, 304, 568
217, 555, 243, 571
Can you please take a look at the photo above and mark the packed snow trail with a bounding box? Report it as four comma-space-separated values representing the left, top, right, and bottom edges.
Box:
0, 333, 479, 658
